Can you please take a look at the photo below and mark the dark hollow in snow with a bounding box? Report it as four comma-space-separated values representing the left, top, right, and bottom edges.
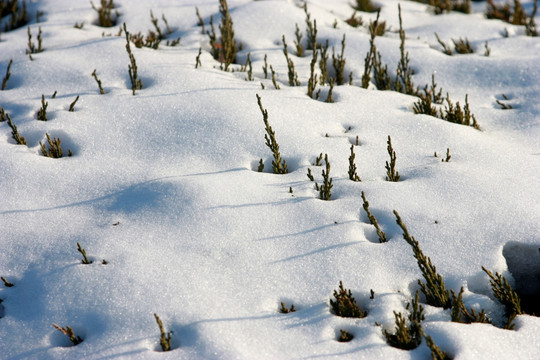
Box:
503, 241, 540, 316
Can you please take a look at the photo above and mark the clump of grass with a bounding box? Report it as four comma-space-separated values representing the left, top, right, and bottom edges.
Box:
1, 276, 14, 287
331, 34, 346, 85
7, 114, 26, 145
26, 26, 43, 58
2, 59, 12, 90
154, 313, 172, 352
361, 191, 387, 243
209, 0, 239, 71
279, 302, 296, 313
68, 96, 79, 112
91, 69, 105, 94
303, 3, 316, 50
330, 281, 367, 318
482, 266, 523, 329
270, 65, 280, 90
442, 148, 451, 162
383, 291, 424, 350
348, 145, 361, 182
361, 11, 381, 89
257, 94, 287, 174
319, 40, 329, 86
338, 329, 354, 342
37, 94, 48, 121
294, 23, 303, 57
352, 0, 380, 13
52, 323, 83, 346
282, 35, 300, 86
123, 23, 143, 95
319, 154, 332, 200
307, 39, 318, 98
385, 136, 400, 182
450, 286, 491, 324
1, 0, 28, 32
91, 0, 117, 28
411, 0, 470, 14
496, 94, 513, 109
325, 78, 335, 103
195, 47, 202, 69
434, 32, 453, 55
40, 133, 72, 158
77, 242, 92, 265
395, 5, 418, 96
440, 94, 480, 129
345, 10, 363, 28
452, 37, 474, 54
424, 333, 451, 360
394, 210, 452, 309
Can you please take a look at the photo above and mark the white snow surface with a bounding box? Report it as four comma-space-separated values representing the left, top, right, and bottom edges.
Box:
1, 0, 539, 359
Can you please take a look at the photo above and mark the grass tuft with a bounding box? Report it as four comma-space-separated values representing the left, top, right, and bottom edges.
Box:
319, 154, 333, 200
1, 276, 14, 287
338, 329, 354, 342
40, 133, 72, 158
154, 313, 172, 351
383, 291, 424, 350
385, 136, 400, 182
6, 113, 26, 145
482, 266, 523, 329
91, 0, 117, 28
52, 323, 83, 346
361, 191, 387, 243
123, 23, 143, 95
256, 94, 287, 174
2, 59, 12, 90
68, 96, 79, 112
77, 242, 92, 264
37, 94, 48, 121
279, 302, 296, 313
330, 281, 367, 318
91, 69, 105, 94
348, 145, 361, 182
394, 210, 452, 309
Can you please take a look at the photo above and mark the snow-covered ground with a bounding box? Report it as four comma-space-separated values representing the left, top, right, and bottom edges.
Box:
1, 0, 539, 358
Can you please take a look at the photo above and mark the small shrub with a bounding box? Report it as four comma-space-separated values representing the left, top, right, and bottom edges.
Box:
1, 0, 28, 32
154, 313, 172, 351
212, 0, 239, 71
394, 210, 452, 309
77, 242, 92, 264
338, 329, 354, 342
361, 191, 387, 243
91, 69, 105, 94
26, 26, 43, 57
2, 58, 12, 90
424, 333, 451, 360
68, 96, 79, 112
294, 23, 303, 57
6, 113, 26, 145
383, 291, 424, 350
452, 37, 474, 54
282, 35, 300, 86
307, 38, 318, 98
91, 0, 117, 27
385, 136, 400, 182
319, 40, 329, 86
40, 133, 72, 158
395, 5, 418, 96
52, 323, 83, 346
435, 32, 453, 55
270, 65, 280, 90
123, 23, 143, 95
482, 266, 523, 329
1, 276, 14, 287
450, 286, 491, 324
352, 0, 379, 13
361, 11, 381, 89
256, 94, 287, 174
440, 94, 480, 130
348, 145, 361, 182
330, 281, 367, 318
279, 302, 296, 313
331, 34, 346, 85
36, 94, 48, 121
325, 78, 335, 103
319, 154, 332, 200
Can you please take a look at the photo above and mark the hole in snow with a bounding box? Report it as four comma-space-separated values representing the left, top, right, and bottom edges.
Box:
502, 241, 540, 316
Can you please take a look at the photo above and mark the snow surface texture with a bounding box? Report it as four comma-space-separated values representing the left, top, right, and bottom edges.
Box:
1, 0, 539, 359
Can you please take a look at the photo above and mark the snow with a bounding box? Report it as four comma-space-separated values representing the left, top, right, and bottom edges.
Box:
1, 0, 539, 359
